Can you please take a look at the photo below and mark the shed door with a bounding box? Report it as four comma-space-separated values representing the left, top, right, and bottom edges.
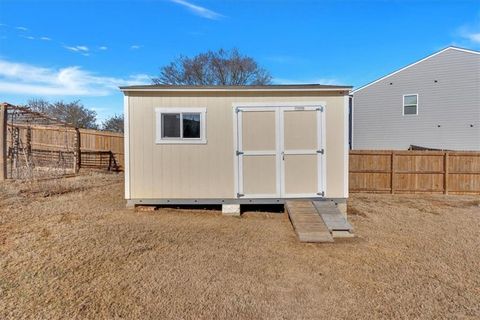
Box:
235, 105, 325, 199
281, 107, 324, 197
236, 108, 280, 198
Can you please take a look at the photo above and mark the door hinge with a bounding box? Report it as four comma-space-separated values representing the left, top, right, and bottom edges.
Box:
236, 151, 244, 156
237, 193, 244, 198
316, 106, 324, 112
317, 191, 325, 197
235, 107, 241, 113
317, 149, 324, 154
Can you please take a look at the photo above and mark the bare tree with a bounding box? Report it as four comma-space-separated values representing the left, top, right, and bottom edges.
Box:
152, 48, 272, 85
102, 114, 124, 133
27, 99, 98, 129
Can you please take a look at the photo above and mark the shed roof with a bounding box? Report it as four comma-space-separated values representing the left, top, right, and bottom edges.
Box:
120, 84, 352, 92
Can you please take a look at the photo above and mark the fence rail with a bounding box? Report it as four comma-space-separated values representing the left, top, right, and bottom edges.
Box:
349, 150, 480, 195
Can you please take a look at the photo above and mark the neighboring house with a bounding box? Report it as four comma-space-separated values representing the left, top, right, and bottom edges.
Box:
352, 46, 480, 150
120, 85, 351, 211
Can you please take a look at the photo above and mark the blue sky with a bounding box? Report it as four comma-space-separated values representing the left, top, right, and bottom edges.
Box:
0, 0, 479, 122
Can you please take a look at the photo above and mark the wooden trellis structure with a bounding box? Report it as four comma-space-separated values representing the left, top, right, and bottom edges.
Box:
0, 102, 122, 180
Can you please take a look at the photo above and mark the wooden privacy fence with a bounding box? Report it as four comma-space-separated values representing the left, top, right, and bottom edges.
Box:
19, 126, 124, 172
350, 150, 480, 195
0, 103, 124, 180
78, 128, 124, 170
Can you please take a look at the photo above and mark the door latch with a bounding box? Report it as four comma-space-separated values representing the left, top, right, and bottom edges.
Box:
236, 151, 244, 156
317, 149, 324, 154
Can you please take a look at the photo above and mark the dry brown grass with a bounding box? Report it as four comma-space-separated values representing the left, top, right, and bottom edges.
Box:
1, 174, 479, 319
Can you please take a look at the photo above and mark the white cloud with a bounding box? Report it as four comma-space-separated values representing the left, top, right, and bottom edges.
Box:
76, 45, 88, 52
23, 35, 35, 40
0, 59, 151, 96
130, 44, 142, 50
273, 77, 341, 85
457, 22, 480, 45
40, 36, 52, 41
463, 32, 480, 43
99, 46, 108, 50
64, 45, 89, 52
171, 0, 224, 20
64, 45, 90, 56
16, 26, 28, 31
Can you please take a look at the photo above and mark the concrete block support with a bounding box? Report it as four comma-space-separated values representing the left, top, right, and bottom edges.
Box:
126, 200, 135, 209
222, 204, 241, 216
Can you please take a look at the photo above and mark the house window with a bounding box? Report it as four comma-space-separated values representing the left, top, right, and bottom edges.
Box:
156, 108, 206, 144
403, 94, 418, 115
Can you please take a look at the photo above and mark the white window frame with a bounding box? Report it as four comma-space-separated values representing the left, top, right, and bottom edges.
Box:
155, 107, 207, 144
402, 94, 418, 116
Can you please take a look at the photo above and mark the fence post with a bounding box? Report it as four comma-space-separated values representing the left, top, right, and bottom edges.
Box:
26, 127, 32, 166
0, 104, 7, 180
12, 127, 19, 178
73, 128, 81, 173
108, 151, 113, 171
444, 152, 449, 195
390, 151, 395, 194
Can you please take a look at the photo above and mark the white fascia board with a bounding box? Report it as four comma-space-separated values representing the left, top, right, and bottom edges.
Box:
120, 88, 351, 93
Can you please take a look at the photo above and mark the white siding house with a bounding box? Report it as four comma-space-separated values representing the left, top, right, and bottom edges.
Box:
352, 46, 480, 151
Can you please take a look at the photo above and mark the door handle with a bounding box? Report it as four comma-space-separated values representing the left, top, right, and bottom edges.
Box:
281, 152, 285, 161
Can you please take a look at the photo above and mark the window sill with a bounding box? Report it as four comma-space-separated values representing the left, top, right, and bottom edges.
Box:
155, 139, 207, 145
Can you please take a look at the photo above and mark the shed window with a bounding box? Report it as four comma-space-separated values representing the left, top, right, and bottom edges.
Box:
403, 94, 418, 115
156, 108, 206, 144
161, 114, 181, 138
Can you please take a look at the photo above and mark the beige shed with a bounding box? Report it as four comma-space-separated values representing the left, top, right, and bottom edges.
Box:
120, 85, 351, 212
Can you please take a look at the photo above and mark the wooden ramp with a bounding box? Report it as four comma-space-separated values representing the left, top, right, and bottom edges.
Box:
313, 201, 353, 233
285, 201, 334, 243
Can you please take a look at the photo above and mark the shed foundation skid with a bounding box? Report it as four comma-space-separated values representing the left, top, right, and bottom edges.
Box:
126, 198, 346, 206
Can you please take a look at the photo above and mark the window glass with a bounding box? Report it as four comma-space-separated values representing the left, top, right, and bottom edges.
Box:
156, 108, 206, 144
404, 106, 417, 115
182, 113, 201, 138
161, 113, 180, 138
404, 95, 417, 105
403, 94, 418, 115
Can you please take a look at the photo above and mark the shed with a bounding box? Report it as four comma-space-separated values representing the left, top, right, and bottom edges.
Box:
120, 84, 351, 212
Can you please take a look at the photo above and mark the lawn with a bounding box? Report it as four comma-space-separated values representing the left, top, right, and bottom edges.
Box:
0, 173, 479, 319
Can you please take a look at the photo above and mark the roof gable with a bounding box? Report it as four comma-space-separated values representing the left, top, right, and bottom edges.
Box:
352, 46, 480, 94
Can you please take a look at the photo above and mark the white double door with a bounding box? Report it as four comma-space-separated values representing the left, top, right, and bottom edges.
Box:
235, 105, 325, 198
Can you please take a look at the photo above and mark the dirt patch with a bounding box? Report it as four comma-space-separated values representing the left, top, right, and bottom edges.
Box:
347, 204, 367, 217
1, 174, 479, 319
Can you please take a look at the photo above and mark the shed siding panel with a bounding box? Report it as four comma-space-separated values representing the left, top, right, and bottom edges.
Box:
353, 49, 480, 150
128, 93, 347, 199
